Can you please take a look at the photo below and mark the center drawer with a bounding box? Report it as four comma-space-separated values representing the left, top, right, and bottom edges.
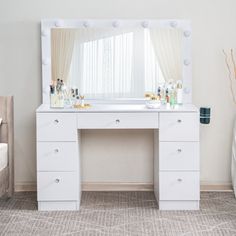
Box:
37, 142, 78, 171
37, 172, 78, 201
77, 113, 159, 129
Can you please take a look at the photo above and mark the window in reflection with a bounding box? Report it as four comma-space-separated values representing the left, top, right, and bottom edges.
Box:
55, 28, 183, 99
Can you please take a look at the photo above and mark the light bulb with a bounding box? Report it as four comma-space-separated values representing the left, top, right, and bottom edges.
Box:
141, 21, 149, 28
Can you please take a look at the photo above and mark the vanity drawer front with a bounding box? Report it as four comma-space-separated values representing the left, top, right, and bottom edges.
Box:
37, 142, 78, 171
159, 172, 200, 201
159, 113, 199, 141
37, 113, 77, 141
77, 113, 159, 129
159, 142, 199, 171
37, 172, 78, 201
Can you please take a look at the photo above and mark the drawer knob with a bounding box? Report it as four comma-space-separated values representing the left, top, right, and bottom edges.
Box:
55, 178, 60, 183
177, 119, 182, 123
177, 149, 182, 153
177, 178, 183, 182
54, 149, 59, 153
54, 119, 59, 124
116, 119, 120, 123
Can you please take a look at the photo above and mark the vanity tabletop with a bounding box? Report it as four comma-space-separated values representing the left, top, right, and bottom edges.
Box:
36, 103, 199, 113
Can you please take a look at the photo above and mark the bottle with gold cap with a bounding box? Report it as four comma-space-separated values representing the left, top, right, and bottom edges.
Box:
176, 80, 183, 105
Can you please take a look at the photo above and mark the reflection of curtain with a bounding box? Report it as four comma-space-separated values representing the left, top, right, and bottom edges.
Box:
70, 30, 134, 98
74, 28, 134, 44
149, 28, 183, 82
51, 29, 76, 83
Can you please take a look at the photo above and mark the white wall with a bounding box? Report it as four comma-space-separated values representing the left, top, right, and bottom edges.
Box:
0, 0, 236, 188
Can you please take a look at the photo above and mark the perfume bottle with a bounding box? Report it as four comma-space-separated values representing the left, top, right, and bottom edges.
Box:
50, 79, 64, 108
176, 81, 183, 105
157, 86, 161, 100
170, 88, 176, 108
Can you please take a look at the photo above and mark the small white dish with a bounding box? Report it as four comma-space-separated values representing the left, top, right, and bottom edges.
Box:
146, 101, 161, 109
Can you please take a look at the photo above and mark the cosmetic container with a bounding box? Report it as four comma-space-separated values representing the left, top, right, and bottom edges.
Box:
176, 81, 183, 105
200, 107, 211, 124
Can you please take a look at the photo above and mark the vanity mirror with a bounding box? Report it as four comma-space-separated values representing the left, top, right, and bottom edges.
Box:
41, 20, 192, 103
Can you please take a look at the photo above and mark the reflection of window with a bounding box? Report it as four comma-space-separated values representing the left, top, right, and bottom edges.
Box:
70, 29, 164, 98
144, 29, 165, 92
83, 33, 133, 98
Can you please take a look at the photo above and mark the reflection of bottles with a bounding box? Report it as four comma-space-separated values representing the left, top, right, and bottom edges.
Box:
170, 88, 175, 108
157, 86, 161, 100
76, 96, 80, 106
160, 86, 165, 105
166, 88, 170, 109
176, 81, 183, 105
80, 95, 85, 107
166, 88, 170, 103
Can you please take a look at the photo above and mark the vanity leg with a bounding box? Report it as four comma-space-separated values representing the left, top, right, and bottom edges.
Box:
153, 129, 159, 205
77, 130, 82, 210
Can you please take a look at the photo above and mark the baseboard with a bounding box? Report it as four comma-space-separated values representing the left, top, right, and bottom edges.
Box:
82, 182, 153, 191
200, 182, 233, 192
15, 181, 233, 192
15, 182, 36, 192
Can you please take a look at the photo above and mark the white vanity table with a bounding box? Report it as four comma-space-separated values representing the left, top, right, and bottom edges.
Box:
36, 104, 199, 210
37, 19, 199, 211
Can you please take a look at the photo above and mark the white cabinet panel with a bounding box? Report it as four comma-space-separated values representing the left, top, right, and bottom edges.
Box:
159, 171, 200, 201
159, 142, 199, 171
37, 172, 78, 201
77, 113, 159, 129
37, 142, 78, 171
159, 113, 199, 141
37, 113, 77, 141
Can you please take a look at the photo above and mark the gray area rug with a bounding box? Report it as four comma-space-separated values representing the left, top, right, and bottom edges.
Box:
0, 192, 236, 236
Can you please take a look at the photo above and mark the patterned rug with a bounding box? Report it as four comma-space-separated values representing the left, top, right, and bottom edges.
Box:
0, 192, 236, 236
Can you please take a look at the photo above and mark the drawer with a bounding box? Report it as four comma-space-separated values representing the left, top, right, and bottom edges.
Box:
37, 113, 77, 141
37, 172, 78, 201
159, 113, 199, 141
77, 113, 158, 129
159, 142, 199, 171
159, 172, 200, 201
37, 142, 78, 171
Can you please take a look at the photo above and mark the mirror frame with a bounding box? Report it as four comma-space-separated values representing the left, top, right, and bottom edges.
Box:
41, 19, 192, 104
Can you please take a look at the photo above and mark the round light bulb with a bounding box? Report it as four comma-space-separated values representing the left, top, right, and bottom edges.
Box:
141, 21, 149, 28
170, 21, 177, 28
83, 21, 90, 28
184, 59, 191, 66
55, 20, 63, 27
42, 58, 50, 66
184, 31, 191, 37
41, 29, 49, 37
112, 21, 119, 28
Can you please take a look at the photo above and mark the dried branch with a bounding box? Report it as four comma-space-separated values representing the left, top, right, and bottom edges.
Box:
223, 49, 236, 104
230, 48, 236, 80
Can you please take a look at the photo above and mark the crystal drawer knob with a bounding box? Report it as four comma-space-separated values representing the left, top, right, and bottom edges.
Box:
54, 149, 59, 153
177, 178, 183, 182
177, 149, 182, 153
55, 179, 60, 183
177, 119, 182, 123
116, 119, 120, 123
54, 119, 59, 124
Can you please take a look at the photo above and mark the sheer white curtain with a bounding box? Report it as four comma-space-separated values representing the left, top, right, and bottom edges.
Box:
51, 29, 76, 83
69, 28, 180, 98
144, 29, 165, 92
149, 28, 183, 82
70, 29, 134, 98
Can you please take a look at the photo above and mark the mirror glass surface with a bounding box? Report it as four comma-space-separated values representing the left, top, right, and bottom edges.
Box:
51, 27, 183, 99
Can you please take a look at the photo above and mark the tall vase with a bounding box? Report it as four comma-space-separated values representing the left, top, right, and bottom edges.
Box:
232, 118, 236, 197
